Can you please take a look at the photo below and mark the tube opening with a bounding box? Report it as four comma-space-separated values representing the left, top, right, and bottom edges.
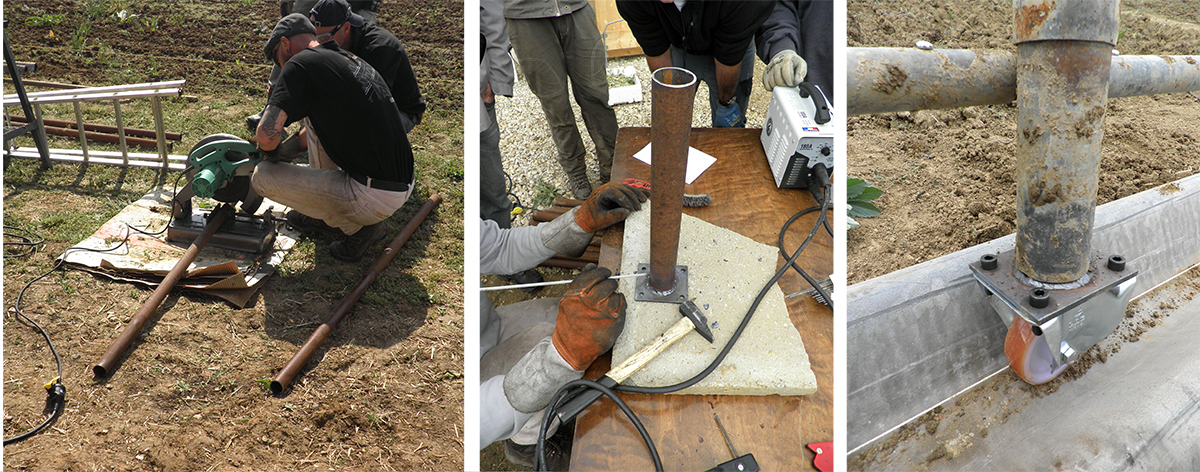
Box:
652, 67, 698, 89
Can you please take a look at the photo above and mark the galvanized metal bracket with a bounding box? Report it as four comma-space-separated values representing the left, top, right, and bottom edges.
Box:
634, 263, 688, 304
970, 249, 1137, 367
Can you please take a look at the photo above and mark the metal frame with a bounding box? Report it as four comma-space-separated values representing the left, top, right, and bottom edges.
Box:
4, 80, 186, 169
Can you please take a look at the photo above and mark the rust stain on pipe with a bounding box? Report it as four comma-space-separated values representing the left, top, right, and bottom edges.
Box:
1015, 1, 1053, 40
271, 195, 442, 395
94, 204, 233, 378
648, 67, 697, 292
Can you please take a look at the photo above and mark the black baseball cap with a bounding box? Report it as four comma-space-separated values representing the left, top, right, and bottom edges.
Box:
310, 0, 365, 29
265, 13, 317, 63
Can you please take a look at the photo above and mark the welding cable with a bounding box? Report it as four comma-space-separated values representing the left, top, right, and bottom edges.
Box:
128, 166, 192, 237
3, 225, 136, 446
4, 226, 46, 258
535, 379, 663, 472
783, 168, 833, 309
535, 196, 831, 467
620, 196, 829, 396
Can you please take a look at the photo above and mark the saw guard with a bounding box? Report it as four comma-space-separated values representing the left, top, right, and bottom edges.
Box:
1005, 317, 1069, 385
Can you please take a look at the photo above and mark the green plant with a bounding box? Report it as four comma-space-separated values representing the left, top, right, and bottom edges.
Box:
256, 377, 271, 391
84, 0, 110, 20
173, 381, 192, 393
531, 179, 566, 209
847, 177, 883, 230
71, 23, 92, 50
25, 13, 65, 27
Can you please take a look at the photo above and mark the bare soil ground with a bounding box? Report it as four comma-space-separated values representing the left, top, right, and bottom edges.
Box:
4, 1, 464, 470
848, 0, 1200, 469
847, 0, 1200, 284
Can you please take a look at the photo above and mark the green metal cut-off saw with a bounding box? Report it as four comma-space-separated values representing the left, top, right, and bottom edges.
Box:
168, 133, 277, 253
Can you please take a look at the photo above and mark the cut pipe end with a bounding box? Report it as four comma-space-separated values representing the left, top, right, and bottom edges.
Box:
270, 380, 285, 395
652, 67, 698, 89
93, 365, 109, 379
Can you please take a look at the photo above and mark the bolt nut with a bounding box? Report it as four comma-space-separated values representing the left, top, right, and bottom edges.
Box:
1029, 288, 1050, 309
1107, 255, 1126, 272
980, 254, 998, 270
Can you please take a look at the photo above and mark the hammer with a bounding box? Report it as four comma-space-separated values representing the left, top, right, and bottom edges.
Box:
555, 300, 714, 422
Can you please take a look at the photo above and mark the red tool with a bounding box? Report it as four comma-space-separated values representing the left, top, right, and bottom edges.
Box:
622, 177, 651, 190
807, 442, 832, 472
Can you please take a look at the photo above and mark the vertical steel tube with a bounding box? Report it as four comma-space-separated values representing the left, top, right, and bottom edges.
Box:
1013, 0, 1118, 283
648, 67, 696, 292
271, 195, 442, 394
94, 204, 233, 378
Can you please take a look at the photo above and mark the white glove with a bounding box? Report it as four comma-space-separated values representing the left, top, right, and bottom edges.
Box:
762, 50, 808, 91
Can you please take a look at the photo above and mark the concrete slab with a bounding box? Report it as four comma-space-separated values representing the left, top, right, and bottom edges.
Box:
610, 204, 817, 395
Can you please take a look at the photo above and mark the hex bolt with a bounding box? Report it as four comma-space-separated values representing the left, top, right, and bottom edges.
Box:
1029, 288, 1050, 308
980, 254, 998, 270
1107, 255, 1126, 272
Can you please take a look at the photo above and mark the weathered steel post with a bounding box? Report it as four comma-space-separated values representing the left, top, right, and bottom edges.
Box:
648, 67, 696, 294
1012, 0, 1119, 283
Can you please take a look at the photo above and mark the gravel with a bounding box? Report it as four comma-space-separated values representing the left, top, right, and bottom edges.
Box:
494, 54, 772, 225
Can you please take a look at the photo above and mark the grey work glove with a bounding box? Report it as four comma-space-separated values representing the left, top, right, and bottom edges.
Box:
503, 336, 584, 413
539, 207, 594, 258
762, 49, 808, 91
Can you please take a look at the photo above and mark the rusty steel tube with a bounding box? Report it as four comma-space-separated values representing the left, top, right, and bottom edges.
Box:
94, 204, 233, 378
1013, 0, 1118, 283
648, 67, 697, 292
271, 195, 442, 394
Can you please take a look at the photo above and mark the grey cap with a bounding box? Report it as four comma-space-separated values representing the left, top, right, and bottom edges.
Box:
264, 13, 317, 64
310, 0, 365, 29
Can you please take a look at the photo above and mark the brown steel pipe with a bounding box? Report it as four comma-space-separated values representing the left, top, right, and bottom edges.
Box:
8, 115, 183, 141
271, 195, 442, 394
94, 204, 233, 378
32, 123, 170, 150
648, 67, 697, 292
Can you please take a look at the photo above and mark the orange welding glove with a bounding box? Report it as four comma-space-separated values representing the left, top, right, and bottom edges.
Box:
552, 264, 627, 370
574, 183, 651, 233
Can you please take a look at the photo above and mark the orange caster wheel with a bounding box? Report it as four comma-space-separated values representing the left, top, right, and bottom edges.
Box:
1004, 317, 1069, 384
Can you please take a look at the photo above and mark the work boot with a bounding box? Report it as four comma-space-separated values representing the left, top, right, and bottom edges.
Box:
329, 222, 388, 262
504, 438, 567, 471
502, 268, 544, 294
285, 210, 339, 238
566, 167, 592, 200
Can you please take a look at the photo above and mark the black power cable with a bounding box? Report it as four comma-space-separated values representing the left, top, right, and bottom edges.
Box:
4, 167, 190, 446
535, 179, 833, 470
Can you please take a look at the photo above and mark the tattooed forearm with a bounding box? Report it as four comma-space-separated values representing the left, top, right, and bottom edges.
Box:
256, 105, 285, 150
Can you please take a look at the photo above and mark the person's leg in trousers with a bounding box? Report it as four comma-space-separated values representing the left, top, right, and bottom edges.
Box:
561, 4, 618, 182
508, 16, 591, 197
481, 101, 514, 228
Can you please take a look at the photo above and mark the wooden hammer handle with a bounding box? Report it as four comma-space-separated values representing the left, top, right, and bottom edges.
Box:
608, 316, 697, 383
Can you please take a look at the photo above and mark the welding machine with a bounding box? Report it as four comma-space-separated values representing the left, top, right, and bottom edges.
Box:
760, 83, 834, 189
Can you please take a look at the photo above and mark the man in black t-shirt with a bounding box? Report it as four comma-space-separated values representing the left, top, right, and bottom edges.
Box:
309, 0, 423, 133
253, 14, 415, 262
